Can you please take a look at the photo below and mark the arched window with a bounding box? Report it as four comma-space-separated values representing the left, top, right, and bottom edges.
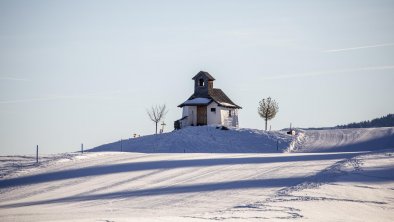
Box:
199, 78, 204, 87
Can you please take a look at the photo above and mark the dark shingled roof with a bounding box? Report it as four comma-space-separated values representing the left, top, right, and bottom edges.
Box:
179, 88, 242, 109
179, 71, 241, 108
192, 71, 215, 81
209, 89, 241, 109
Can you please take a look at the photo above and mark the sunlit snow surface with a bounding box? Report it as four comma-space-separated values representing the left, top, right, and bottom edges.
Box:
92, 126, 294, 153
0, 127, 393, 221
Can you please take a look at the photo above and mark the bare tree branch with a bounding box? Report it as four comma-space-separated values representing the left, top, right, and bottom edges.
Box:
147, 104, 168, 134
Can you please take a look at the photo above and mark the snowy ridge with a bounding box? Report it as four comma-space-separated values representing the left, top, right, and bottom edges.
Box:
91, 126, 293, 153
293, 127, 394, 152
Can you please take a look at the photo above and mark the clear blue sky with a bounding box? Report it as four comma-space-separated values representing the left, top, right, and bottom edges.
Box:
1, 0, 394, 155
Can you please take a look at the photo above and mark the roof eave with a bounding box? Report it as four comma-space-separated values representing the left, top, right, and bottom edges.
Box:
178, 100, 213, 107
217, 103, 242, 109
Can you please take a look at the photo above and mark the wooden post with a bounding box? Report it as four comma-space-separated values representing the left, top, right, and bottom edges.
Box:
161, 122, 166, 134
81, 143, 84, 154
36, 145, 38, 164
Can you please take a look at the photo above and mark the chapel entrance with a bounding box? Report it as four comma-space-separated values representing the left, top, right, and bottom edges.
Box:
197, 106, 207, 125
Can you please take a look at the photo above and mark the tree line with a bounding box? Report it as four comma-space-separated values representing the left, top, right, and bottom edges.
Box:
336, 114, 394, 129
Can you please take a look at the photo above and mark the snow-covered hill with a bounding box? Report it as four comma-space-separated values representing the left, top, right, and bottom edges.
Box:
91, 126, 293, 153
91, 126, 394, 153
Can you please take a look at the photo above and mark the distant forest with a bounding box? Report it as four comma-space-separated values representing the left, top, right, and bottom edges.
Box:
301, 114, 394, 130
336, 114, 394, 129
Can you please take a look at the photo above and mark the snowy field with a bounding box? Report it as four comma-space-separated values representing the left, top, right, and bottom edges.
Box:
0, 127, 393, 221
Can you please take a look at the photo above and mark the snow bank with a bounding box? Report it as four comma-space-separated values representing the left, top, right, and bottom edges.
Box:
290, 127, 394, 153
90, 126, 293, 153
0, 153, 81, 180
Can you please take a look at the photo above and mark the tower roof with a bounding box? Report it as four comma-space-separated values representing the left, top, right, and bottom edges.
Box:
179, 71, 241, 108
192, 71, 215, 81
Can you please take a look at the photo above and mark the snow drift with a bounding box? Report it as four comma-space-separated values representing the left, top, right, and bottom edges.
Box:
290, 127, 394, 152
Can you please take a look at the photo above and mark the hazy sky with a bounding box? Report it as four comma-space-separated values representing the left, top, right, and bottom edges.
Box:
1, 0, 394, 155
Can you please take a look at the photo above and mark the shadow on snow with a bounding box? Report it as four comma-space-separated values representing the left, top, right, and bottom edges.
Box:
0, 167, 392, 208
0, 152, 365, 189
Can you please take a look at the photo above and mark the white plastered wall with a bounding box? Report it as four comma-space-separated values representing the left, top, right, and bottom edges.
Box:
220, 107, 239, 127
182, 106, 197, 126
220, 107, 230, 124
207, 102, 221, 125
182, 104, 238, 127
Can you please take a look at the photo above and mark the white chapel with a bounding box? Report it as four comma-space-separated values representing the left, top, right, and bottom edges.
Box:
175, 71, 242, 129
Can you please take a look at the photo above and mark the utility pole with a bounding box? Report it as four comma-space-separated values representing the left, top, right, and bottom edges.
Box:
36, 145, 39, 164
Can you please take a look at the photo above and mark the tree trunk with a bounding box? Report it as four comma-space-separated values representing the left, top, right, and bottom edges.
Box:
265, 118, 268, 131
155, 122, 158, 134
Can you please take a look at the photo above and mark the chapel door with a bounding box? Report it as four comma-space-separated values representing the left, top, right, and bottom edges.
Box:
197, 106, 207, 125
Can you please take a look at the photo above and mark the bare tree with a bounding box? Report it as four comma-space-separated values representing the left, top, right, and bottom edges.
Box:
147, 104, 168, 134
258, 97, 279, 131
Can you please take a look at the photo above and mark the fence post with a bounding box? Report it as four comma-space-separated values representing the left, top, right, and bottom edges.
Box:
120, 139, 123, 152
36, 145, 38, 164
277, 140, 279, 151
81, 143, 84, 154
